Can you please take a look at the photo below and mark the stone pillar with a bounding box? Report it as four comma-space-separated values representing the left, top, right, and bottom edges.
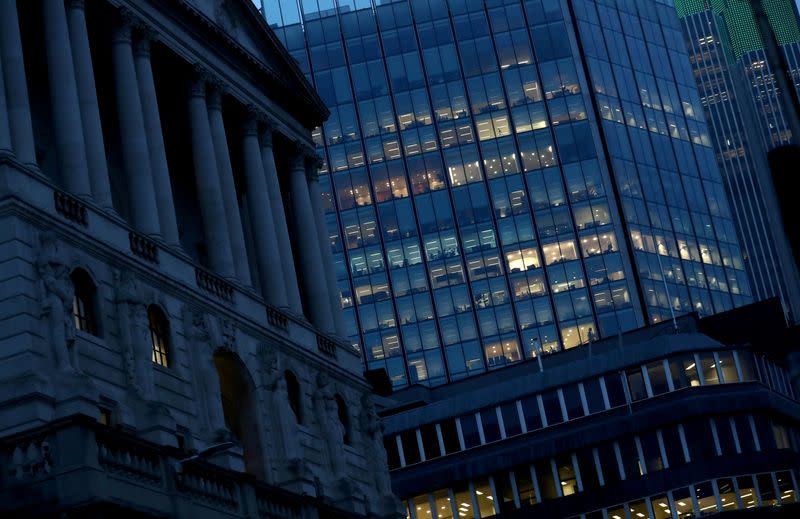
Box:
111, 17, 161, 236
207, 86, 252, 286
188, 73, 235, 278
67, 0, 113, 209
0, 0, 37, 166
289, 144, 335, 333
241, 112, 286, 307
133, 34, 181, 247
306, 163, 347, 338
260, 126, 303, 314
0, 52, 11, 152
42, 0, 91, 197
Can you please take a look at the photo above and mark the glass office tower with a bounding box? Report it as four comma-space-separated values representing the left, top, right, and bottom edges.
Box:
256, 0, 752, 389
677, 0, 800, 320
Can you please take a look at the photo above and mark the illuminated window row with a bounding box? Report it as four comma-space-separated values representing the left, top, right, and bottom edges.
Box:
384, 349, 793, 470
576, 470, 798, 519
403, 426, 798, 519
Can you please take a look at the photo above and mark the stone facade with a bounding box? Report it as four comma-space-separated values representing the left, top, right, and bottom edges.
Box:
0, 0, 398, 517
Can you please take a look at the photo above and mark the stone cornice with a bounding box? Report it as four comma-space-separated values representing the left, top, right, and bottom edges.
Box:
169, 0, 328, 126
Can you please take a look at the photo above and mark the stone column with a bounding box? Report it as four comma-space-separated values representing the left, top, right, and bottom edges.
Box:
0, 0, 37, 166
289, 144, 335, 333
241, 112, 286, 307
67, 0, 113, 209
0, 52, 11, 152
133, 34, 181, 247
260, 126, 303, 314
307, 162, 346, 338
188, 73, 235, 278
111, 17, 161, 236
207, 86, 252, 286
42, 0, 91, 197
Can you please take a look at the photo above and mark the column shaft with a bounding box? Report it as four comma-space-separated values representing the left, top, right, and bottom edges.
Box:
111, 21, 161, 236
42, 0, 91, 196
188, 77, 235, 278
0, 0, 36, 165
289, 152, 335, 333
260, 130, 303, 313
67, 0, 113, 208
207, 88, 251, 286
134, 37, 180, 246
308, 171, 346, 337
242, 117, 287, 307
0, 51, 11, 152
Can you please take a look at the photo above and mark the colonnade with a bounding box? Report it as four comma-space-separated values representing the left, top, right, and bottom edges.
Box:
0, 1, 343, 336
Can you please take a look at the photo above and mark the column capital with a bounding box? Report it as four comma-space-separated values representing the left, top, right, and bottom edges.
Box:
189, 66, 213, 98
207, 85, 224, 110
133, 27, 158, 57
114, 7, 145, 43
112, 20, 133, 44
242, 114, 259, 137
290, 140, 316, 172
259, 118, 278, 148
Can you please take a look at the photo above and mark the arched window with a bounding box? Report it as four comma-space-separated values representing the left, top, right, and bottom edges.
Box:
335, 394, 350, 445
284, 370, 302, 424
70, 268, 97, 335
147, 305, 169, 367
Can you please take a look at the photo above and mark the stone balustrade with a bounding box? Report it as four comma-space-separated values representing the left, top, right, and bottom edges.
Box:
0, 415, 370, 518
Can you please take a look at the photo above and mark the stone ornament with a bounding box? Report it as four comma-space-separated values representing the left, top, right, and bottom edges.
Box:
36, 232, 78, 372
360, 394, 393, 497
312, 372, 345, 478
113, 268, 154, 400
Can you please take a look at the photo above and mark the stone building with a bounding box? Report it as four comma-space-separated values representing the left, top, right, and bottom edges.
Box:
0, 0, 398, 517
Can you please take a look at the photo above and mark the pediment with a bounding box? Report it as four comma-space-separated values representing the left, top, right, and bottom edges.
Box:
178, 0, 327, 125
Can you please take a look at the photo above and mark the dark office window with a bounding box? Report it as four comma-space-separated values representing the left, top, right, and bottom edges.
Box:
757, 473, 778, 506
440, 418, 461, 454
384, 436, 400, 470
541, 389, 564, 425
534, 458, 557, 500
460, 413, 481, 448
583, 378, 606, 413
596, 442, 621, 485
604, 373, 627, 407
733, 415, 757, 453
617, 437, 642, 479
576, 448, 601, 491
737, 351, 757, 381
626, 367, 647, 401
562, 384, 585, 420
514, 465, 537, 506
683, 418, 716, 462
420, 423, 441, 460
480, 408, 502, 443
639, 430, 664, 473
500, 401, 522, 437
521, 394, 542, 431
399, 429, 420, 465
661, 424, 687, 466
493, 471, 517, 514
713, 417, 736, 455
752, 415, 775, 451
646, 360, 670, 395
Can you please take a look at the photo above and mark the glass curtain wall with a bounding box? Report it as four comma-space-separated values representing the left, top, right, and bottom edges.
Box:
257, 0, 751, 389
